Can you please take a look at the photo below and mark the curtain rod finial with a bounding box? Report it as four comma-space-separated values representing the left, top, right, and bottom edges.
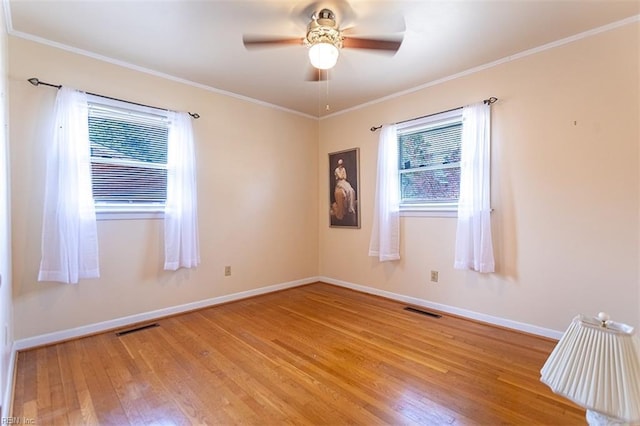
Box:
28, 77, 40, 87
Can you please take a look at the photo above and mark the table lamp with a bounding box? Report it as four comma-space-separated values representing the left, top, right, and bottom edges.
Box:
540, 312, 640, 425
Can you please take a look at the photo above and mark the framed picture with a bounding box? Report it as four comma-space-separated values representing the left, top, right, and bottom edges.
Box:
329, 148, 360, 228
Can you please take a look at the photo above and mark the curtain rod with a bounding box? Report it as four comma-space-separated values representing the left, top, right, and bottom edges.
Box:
369, 96, 497, 132
27, 77, 201, 119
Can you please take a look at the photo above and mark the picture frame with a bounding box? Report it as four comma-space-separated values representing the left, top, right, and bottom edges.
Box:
329, 148, 360, 228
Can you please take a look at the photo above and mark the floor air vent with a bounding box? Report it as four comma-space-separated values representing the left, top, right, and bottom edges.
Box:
404, 307, 442, 318
116, 323, 159, 336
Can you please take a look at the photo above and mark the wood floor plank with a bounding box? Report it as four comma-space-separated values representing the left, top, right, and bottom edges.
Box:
12, 282, 585, 425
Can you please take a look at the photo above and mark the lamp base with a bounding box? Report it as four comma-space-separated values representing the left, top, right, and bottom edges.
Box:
586, 410, 638, 426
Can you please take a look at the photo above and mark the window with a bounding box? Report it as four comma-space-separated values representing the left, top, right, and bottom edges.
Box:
88, 95, 169, 218
397, 109, 462, 214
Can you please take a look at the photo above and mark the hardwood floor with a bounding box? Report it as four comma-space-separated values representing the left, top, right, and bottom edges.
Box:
12, 283, 584, 425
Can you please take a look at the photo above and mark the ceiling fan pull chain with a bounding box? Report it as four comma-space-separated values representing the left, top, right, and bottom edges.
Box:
325, 70, 331, 111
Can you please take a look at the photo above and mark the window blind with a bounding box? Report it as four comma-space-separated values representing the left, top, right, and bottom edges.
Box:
399, 122, 461, 170
398, 122, 462, 203
88, 102, 169, 205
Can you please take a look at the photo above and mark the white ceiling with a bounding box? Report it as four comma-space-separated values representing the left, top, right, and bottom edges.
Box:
7, 0, 640, 118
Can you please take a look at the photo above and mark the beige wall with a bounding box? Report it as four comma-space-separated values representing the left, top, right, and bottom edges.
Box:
9, 37, 319, 339
0, 1, 12, 413
318, 22, 640, 332
7, 21, 639, 342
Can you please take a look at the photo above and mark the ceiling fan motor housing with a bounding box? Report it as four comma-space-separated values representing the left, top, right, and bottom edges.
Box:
316, 8, 336, 25
305, 8, 343, 49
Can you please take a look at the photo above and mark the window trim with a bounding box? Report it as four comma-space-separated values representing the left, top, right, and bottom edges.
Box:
87, 94, 169, 220
95, 203, 164, 221
400, 202, 458, 217
397, 108, 463, 216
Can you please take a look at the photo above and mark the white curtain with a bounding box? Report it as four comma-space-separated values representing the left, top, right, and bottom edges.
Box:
369, 124, 400, 261
164, 111, 200, 270
38, 87, 100, 284
454, 102, 495, 273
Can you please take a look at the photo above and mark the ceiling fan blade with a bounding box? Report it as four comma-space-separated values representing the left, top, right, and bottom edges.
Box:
305, 67, 330, 82
342, 36, 402, 52
243, 36, 304, 49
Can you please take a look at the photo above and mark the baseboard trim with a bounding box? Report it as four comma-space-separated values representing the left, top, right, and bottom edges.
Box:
13, 275, 563, 351
3, 342, 16, 417
14, 276, 319, 351
319, 276, 564, 340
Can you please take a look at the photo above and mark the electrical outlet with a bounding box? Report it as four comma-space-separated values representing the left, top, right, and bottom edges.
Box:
224, 266, 231, 277
430, 270, 439, 283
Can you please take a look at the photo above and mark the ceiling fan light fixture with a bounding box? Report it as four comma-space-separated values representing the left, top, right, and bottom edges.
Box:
308, 42, 339, 70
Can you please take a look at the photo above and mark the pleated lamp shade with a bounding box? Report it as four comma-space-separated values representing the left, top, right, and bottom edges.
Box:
540, 313, 640, 423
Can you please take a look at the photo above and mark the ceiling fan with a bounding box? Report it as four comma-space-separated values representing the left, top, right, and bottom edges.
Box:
242, 6, 404, 81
